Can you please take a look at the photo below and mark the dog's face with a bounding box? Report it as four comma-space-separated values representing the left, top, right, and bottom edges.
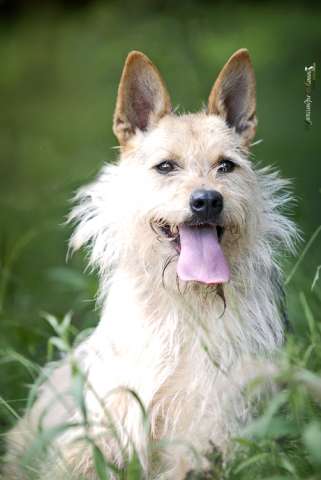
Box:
79, 50, 260, 289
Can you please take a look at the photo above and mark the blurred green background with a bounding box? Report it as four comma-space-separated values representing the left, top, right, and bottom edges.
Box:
0, 0, 320, 437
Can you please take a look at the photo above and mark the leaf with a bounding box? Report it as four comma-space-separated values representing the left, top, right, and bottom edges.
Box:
92, 444, 110, 480
303, 422, 321, 465
294, 369, 321, 401
285, 225, 321, 286
263, 417, 298, 439
279, 455, 298, 476
233, 452, 270, 474
71, 368, 87, 424
0, 349, 39, 378
61, 311, 73, 334
302, 344, 315, 366
233, 437, 258, 449
0, 395, 20, 420
311, 265, 321, 291
42, 312, 60, 334
242, 391, 289, 439
299, 292, 316, 339
74, 328, 95, 347
42, 311, 73, 341
125, 451, 143, 478
48, 337, 69, 353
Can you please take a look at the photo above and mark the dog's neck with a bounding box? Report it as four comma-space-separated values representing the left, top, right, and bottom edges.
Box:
95, 259, 284, 367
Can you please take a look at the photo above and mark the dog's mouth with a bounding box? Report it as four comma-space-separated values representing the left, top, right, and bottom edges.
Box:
159, 222, 229, 285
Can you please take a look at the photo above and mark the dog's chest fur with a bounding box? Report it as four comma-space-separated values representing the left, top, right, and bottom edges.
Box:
82, 269, 252, 454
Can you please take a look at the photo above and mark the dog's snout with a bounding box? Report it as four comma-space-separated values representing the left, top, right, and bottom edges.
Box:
190, 189, 223, 221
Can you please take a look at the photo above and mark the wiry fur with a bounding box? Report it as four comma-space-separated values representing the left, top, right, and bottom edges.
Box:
3, 50, 297, 480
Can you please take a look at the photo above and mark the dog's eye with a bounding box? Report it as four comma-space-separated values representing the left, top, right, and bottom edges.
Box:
217, 159, 235, 174
154, 160, 177, 175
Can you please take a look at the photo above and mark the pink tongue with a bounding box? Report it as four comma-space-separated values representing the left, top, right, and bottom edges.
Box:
177, 225, 230, 284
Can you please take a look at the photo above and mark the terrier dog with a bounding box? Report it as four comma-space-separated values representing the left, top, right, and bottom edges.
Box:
4, 49, 296, 480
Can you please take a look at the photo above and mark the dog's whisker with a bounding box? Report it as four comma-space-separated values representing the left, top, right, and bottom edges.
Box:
161, 255, 177, 289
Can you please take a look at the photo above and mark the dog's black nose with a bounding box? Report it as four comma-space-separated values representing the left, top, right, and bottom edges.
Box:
190, 189, 223, 221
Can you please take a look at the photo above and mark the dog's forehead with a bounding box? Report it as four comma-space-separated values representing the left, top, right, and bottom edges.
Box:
141, 113, 237, 160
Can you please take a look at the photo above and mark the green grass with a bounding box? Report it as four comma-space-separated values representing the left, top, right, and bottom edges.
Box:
0, 1, 321, 478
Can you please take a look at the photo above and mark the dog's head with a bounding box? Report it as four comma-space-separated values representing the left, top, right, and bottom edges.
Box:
71, 50, 285, 293
110, 49, 258, 286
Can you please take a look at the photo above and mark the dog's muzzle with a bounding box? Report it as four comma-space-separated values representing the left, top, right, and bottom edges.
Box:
157, 188, 229, 285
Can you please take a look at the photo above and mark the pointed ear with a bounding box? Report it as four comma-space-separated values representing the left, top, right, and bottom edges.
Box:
113, 51, 172, 145
208, 49, 257, 147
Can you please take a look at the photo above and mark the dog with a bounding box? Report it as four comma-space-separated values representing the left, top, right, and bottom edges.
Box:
3, 49, 297, 480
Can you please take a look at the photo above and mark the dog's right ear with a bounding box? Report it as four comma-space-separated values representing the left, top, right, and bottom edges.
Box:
113, 51, 172, 146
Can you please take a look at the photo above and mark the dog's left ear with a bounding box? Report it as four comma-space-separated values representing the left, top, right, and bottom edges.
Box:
113, 51, 172, 146
208, 49, 257, 148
